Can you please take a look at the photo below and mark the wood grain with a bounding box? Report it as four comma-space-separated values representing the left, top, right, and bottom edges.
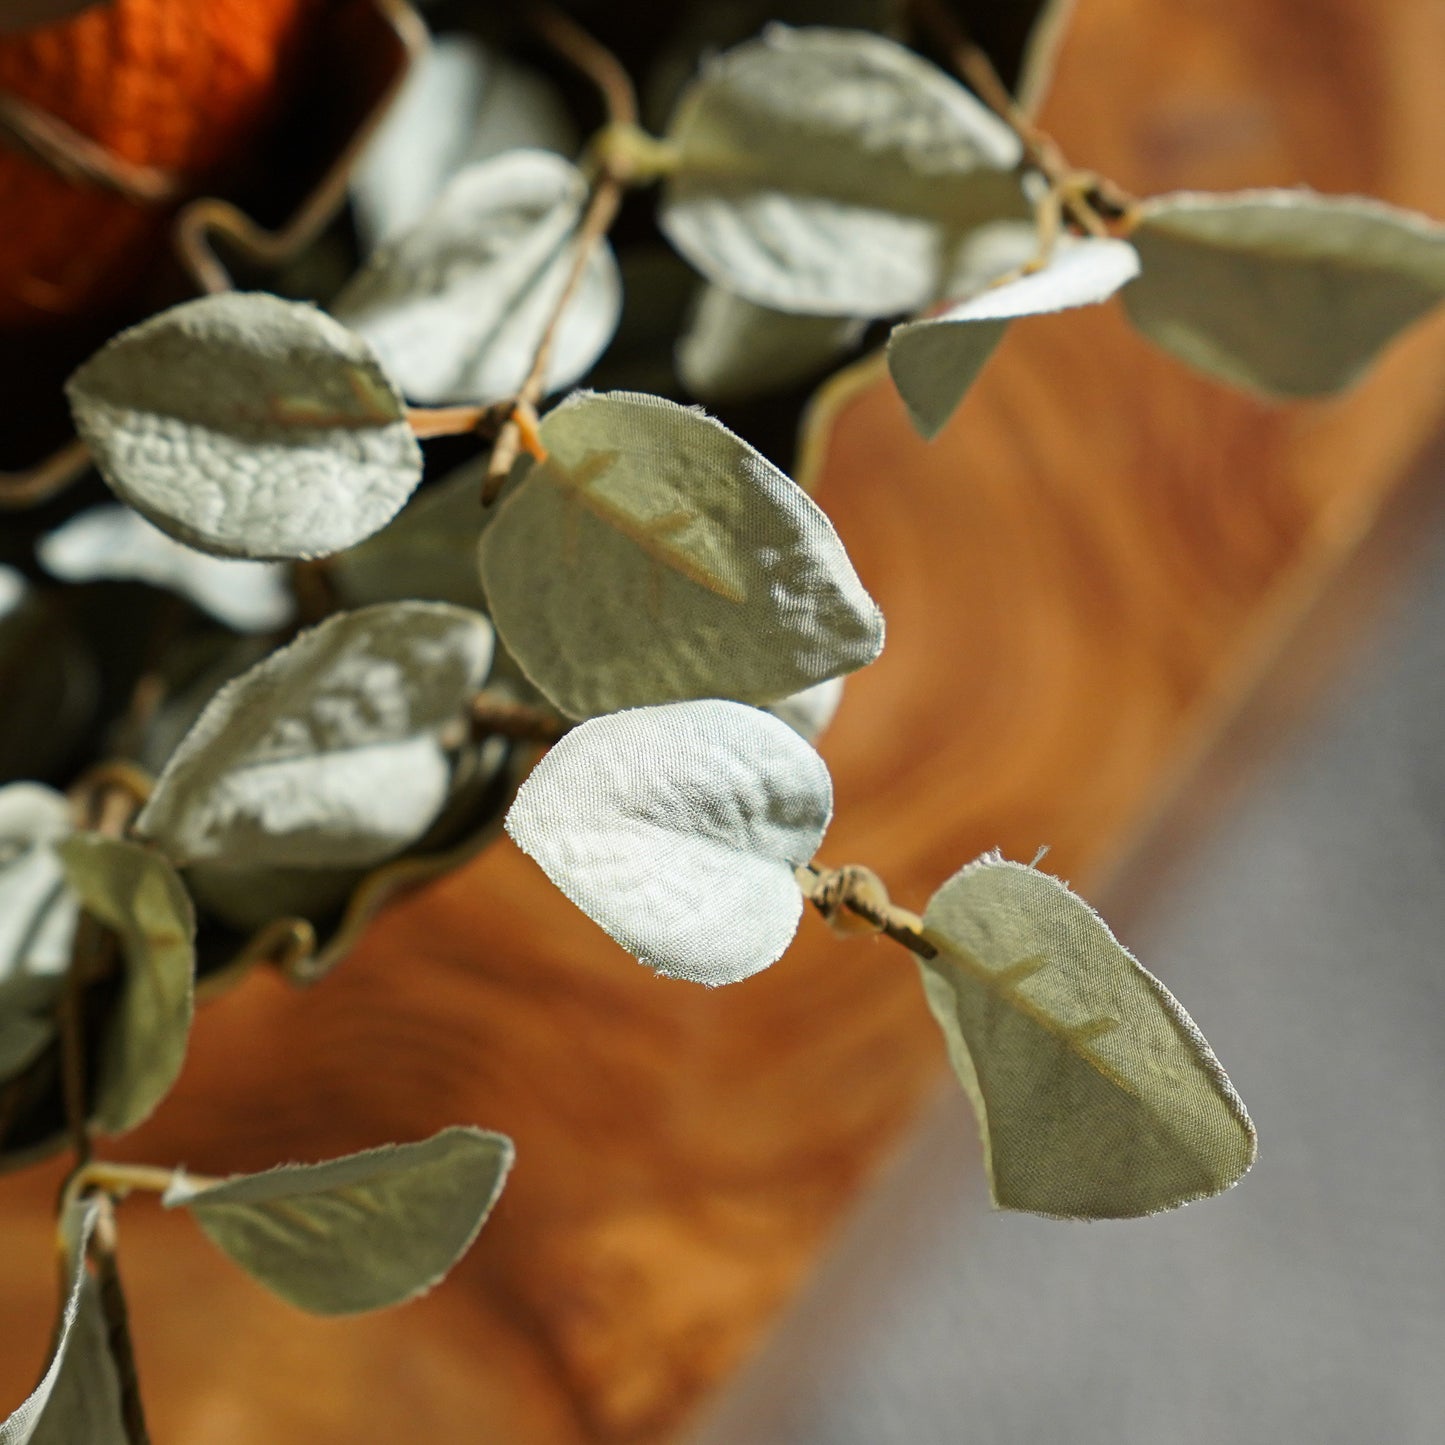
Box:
5, 0, 1445, 1440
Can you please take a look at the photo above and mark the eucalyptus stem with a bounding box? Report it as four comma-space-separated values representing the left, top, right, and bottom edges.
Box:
907, 0, 1133, 237
468, 693, 572, 745
796, 863, 938, 959
0, 439, 91, 512
480, 5, 642, 504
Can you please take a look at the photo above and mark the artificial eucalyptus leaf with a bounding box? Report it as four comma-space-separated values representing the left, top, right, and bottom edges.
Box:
889, 237, 1140, 438
478, 391, 884, 718
329, 458, 490, 611
66, 293, 423, 560
58, 834, 196, 1134
351, 33, 577, 253
676, 284, 866, 401
0, 784, 78, 1080
919, 855, 1256, 1218
767, 677, 845, 743
660, 26, 1026, 316
0, 1198, 123, 1445
135, 603, 493, 869
163, 1126, 514, 1315
506, 700, 832, 985
334, 151, 622, 406
0, 784, 76, 982
1122, 189, 1445, 396
186, 860, 364, 936
0, 584, 99, 785
38, 505, 294, 633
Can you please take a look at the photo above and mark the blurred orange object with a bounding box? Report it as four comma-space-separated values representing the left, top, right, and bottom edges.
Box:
0, 0, 319, 326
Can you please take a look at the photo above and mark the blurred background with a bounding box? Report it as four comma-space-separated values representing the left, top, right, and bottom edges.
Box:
1, 0, 1443, 1441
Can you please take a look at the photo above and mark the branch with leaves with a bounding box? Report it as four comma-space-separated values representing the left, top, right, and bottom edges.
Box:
4, 0, 1445, 1433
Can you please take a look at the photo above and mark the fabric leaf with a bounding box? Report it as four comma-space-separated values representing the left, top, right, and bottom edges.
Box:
164, 1127, 514, 1315
135, 603, 493, 869
329, 458, 491, 611
1122, 188, 1445, 395
506, 700, 832, 985
660, 26, 1025, 317
0, 1198, 124, 1445
478, 390, 883, 719
334, 151, 622, 406
351, 34, 576, 254
919, 855, 1256, 1218
677, 284, 865, 401
66, 293, 423, 560
0, 784, 78, 1082
889, 237, 1140, 438
58, 835, 196, 1134
38, 504, 294, 633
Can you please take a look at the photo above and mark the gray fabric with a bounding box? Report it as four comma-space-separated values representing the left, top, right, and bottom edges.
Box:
691, 504, 1445, 1445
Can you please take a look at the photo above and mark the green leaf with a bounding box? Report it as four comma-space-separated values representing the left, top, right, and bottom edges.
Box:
59, 835, 196, 1134
334, 151, 622, 407
164, 1126, 514, 1315
677, 283, 865, 401
478, 390, 884, 719
186, 861, 363, 936
919, 855, 1256, 1218
889, 237, 1140, 438
0, 784, 78, 1081
767, 677, 845, 743
0, 1198, 125, 1445
351, 34, 577, 254
329, 459, 491, 611
135, 603, 493, 869
506, 700, 832, 985
38, 504, 294, 633
1122, 189, 1445, 396
660, 26, 1026, 317
66, 293, 423, 560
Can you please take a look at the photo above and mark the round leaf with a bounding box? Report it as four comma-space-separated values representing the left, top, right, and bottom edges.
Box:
59, 834, 197, 1134
677, 283, 865, 401
329, 458, 491, 611
506, 700, 833, 985
66, 292, 423, 560
351, 34, 576, 253
889, 237, 1140, 438
478, 391, 884, 719
0, 784, 78, 1080
334, 151, 622, 406
38, 504, 294, 633
660, 26, 1025, 317
920, 855, 1256, 1218
135, 603, 494, 869
1122, 189, 1445, 396
767, 677, 845, 743
163, 1126, 514, 1315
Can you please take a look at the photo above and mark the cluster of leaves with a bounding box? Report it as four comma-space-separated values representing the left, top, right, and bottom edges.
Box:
5, 0, 1445, 1435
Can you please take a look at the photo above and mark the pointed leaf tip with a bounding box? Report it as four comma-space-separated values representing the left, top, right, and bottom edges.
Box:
165, 1126, 514, 1315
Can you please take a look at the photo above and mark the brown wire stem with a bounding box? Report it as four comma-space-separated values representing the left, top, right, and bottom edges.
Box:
0, 91, 182, 204
797, 864, 938, 959
469, 693, 572, 745
481, 5, 640, 504
907, 0, 1135, 235
0, 438, 91, 511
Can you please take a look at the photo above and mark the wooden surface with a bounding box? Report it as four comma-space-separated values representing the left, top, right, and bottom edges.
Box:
5, 0, 1445, 1440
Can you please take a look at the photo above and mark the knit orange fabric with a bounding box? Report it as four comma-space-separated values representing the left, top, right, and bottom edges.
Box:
0, 0, 319, 326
